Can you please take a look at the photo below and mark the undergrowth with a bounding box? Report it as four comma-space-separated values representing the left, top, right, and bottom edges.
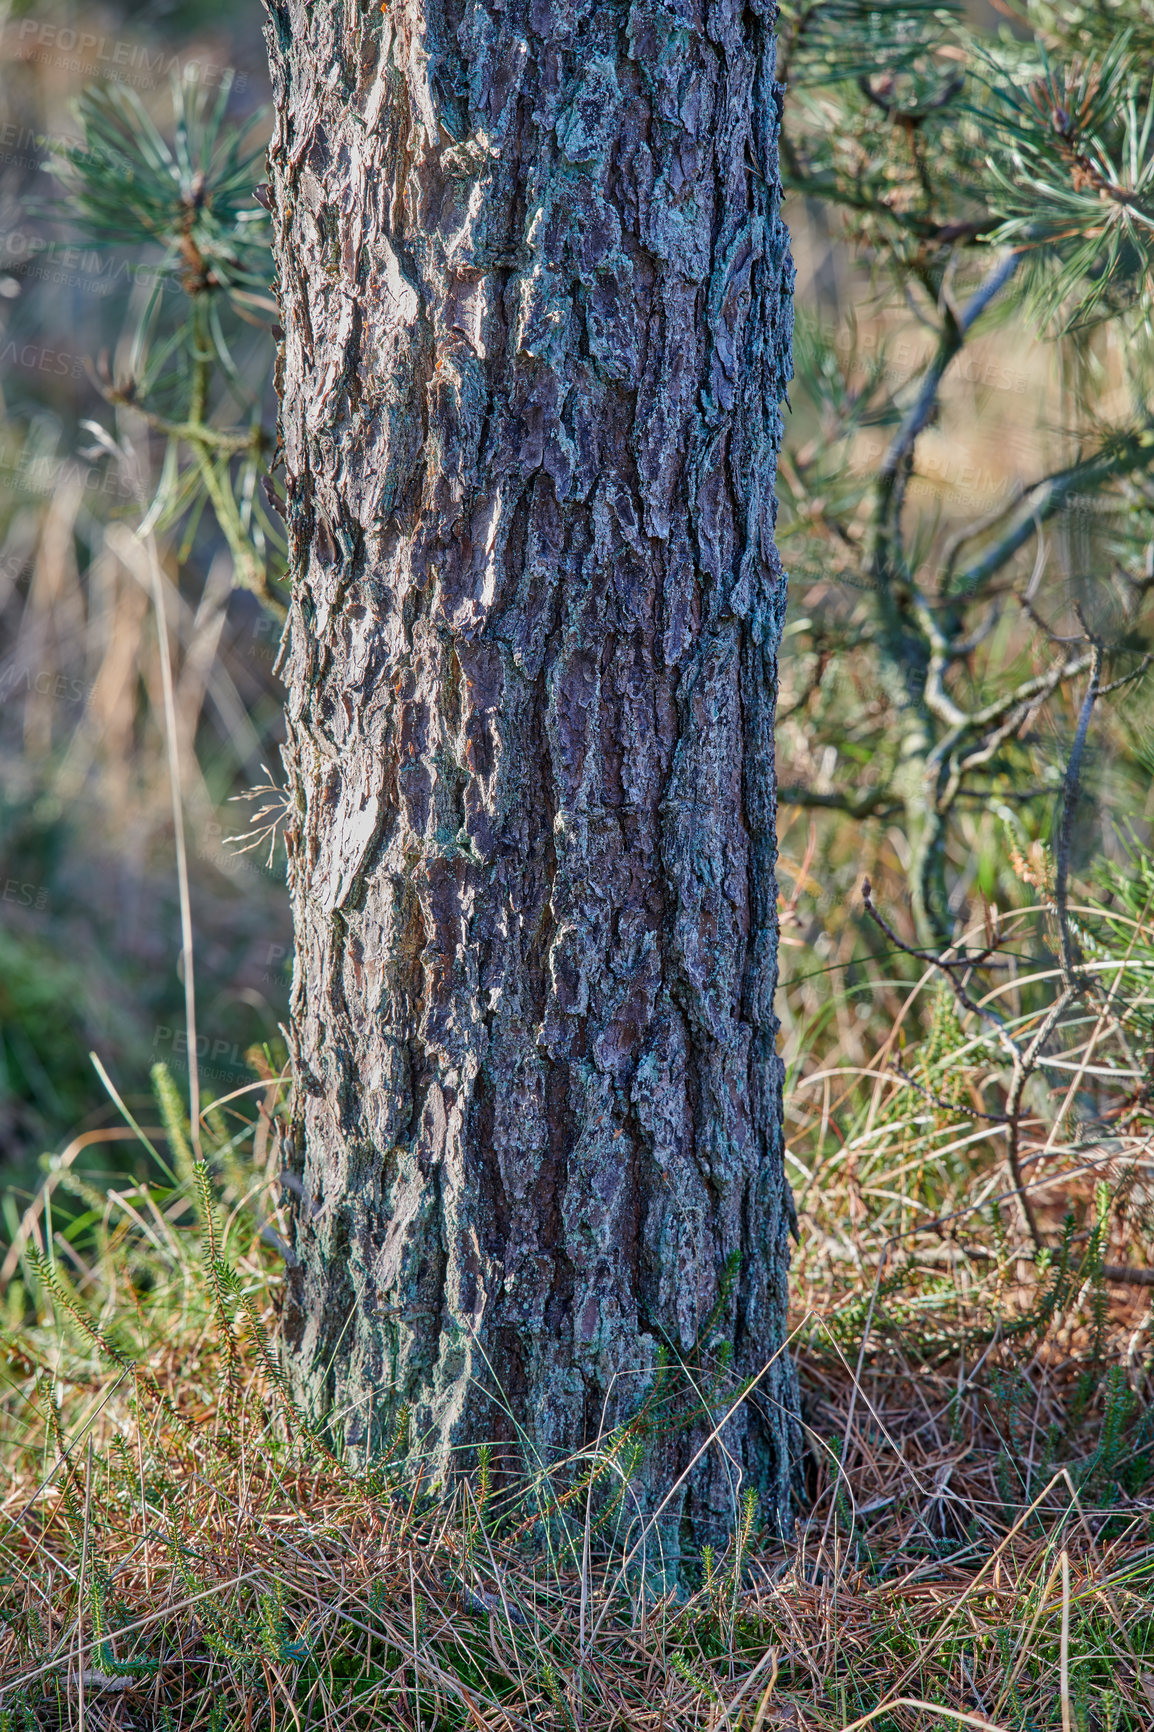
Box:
3, 848, 1154, 1729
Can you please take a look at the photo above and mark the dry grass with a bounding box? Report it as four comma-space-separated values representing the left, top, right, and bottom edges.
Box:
3, 892, 1154, 1732
3, 632, 1153, 1722
0, 14, 287, 1174
2, 1386, 1150, 1732
0, 410, 291, 1170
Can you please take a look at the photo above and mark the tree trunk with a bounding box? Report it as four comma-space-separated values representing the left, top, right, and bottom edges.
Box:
262, 0, 800, 1554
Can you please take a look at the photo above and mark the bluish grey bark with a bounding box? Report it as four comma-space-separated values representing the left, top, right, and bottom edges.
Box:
263, 0, 800, 1551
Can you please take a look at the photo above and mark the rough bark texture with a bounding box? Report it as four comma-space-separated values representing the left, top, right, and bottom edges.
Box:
263, 0, 800, 1551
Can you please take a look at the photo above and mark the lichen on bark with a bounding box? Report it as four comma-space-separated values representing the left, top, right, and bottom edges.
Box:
263, 0, 801, 1552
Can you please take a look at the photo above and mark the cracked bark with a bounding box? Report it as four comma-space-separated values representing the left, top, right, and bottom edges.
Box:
263, 0, 801, 1552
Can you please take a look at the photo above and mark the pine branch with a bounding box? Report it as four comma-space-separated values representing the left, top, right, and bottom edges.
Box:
779, 167, 996, 247
951, 432, 1154, 595
103, 390, 268, 456
873, 250, 1021, 585
778, 785, 898, 819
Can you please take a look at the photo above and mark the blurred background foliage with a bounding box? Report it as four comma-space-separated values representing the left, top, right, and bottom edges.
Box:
0, 0, 287, 1197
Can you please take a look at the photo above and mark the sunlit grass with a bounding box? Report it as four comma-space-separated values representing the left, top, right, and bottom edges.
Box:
4, 863, 1154, 1730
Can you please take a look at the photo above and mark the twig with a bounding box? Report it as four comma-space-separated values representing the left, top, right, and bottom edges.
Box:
863, 631, 1114, 1250
147, 536, 203, 1160
861, 881, 1043, 1243
953, 432, 1154, 596
890, 1061, 1011, 1125
840, 1697, 1010, 1732
939, 484, 1025, 587
101, 387, 268, 455
946, 652, 1094, 739
1100, 654, 1154, 697
876, 252, 1020, 553
1003, 993, 1068, 1250
778, 785, 898, 819
1054, 639, 1103, 993
860, 881, 1006, 1030
857, 71, 965, 126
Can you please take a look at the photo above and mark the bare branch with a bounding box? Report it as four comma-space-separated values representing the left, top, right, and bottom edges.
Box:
947, 652, 1094, 741
780, 167, 996, 247
953, 433, 1154, 596
861, 879, 1007, 1030
938, 484, 1025, 589
1054, 639, 1103, 993
776, 648, 832, 722
890, 1060, 1012, 1125
101, 385, 269, 456
1100, 655, 1153, 697
944, 603, 1003, 662
778, 785, 897, 819
938, 695, 1048, 811
877, 254, 1020, 522
955, 250, 1023, 335
1020, 595, 1085, 645
860, 876, 1065, 1253
926, 652, 1093, 820
1003, 989, 1072, 1251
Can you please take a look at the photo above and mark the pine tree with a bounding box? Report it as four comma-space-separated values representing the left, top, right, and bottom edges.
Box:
57, 18, 804, 1560
775, 0, 1154, 944
258, 0, 802, 1556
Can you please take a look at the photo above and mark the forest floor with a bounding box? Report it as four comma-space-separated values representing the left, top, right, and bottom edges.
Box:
1, 967, 1151, 1732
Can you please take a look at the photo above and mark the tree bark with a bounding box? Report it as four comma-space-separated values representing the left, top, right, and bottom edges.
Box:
263, 0, 800, 1553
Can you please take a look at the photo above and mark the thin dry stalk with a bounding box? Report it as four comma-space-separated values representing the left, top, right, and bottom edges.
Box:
146, 529, 203, 1160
